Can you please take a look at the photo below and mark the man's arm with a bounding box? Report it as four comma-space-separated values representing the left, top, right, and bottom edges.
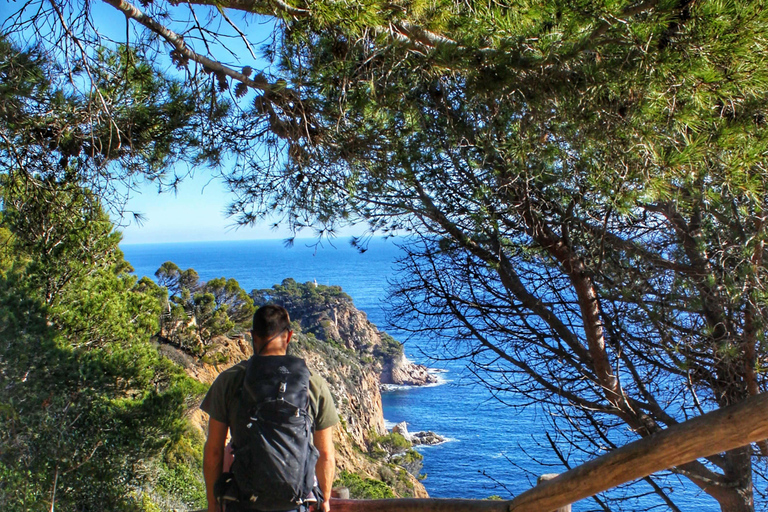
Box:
313, 426, 336, 512
203, 418, 229, 512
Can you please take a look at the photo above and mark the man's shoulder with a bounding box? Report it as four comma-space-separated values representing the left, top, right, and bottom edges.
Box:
309, 372, 328, 386
307, 372, 338, 430
209, 359, 249, 391
201, 359, 249, 422
308, 372, 332, 395
221, 359, 249, 376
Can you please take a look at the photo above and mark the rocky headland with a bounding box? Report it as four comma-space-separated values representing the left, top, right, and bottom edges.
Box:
171, 278, 441, 499
381, 354, 438, 387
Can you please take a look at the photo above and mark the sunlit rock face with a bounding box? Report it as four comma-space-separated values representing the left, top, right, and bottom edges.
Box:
381, 354, 438, 386
173, 285, 430, 498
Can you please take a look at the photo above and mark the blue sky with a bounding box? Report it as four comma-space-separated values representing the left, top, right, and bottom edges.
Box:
115, 173, 298, 245
1, 0, 361, 245
115, 173, 366, 245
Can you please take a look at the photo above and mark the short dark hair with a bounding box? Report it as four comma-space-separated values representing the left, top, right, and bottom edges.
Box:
252, 304, 291, 339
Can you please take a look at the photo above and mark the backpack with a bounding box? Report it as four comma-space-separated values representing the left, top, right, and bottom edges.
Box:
226, 355, 320, 511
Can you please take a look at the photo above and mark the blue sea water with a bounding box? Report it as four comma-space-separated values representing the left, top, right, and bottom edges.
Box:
122, 238, 719, 511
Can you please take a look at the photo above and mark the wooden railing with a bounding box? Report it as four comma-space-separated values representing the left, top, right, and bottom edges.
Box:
202, 392, 768, 512
329, 475, 571, 512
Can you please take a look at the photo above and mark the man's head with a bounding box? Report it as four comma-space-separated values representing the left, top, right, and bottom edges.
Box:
251, 304, 293, 355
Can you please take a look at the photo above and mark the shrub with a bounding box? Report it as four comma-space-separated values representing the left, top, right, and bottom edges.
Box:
334, 470, 395, 499
374, 333, 403, 361
370, 431, 411, 455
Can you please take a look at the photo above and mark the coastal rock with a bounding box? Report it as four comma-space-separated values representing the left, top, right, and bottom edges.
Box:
392, 421, 412, 442
381, 353, 438, 386
255, 279, 439, 389
269, 286, 382, 354
301, 348, 387, 449
411, 431, 446, 446
391, 450, 424, 478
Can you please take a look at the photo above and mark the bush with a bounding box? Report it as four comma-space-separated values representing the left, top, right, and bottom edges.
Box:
154, 460, 206, 509
374, 333, 404, 361
334, 470, 396, 499
370, 431, 411, 456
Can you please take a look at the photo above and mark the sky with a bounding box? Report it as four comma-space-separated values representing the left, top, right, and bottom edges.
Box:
114, 173, 299, 245
1, 0, 360, 245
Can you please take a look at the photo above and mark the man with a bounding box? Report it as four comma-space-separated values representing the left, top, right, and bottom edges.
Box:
201, 304, 338, 512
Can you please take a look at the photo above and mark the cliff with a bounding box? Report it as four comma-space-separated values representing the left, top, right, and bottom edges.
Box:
175, 279, 431, 499
253, 279, 436, 387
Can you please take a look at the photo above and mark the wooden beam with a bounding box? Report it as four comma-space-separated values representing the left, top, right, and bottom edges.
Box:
536, 474, 570, 512
329, 499, 511, 512
507, 391, 768, 512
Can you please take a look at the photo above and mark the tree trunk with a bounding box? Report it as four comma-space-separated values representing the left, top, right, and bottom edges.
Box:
704, 446, 754, 512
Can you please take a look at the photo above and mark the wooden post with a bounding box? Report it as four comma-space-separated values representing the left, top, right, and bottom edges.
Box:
536, 474, 571, 512
332, 487, 351, 499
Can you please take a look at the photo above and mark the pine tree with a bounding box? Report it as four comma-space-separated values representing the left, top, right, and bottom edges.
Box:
4, 1, 768, 509
0, 40, 208, 511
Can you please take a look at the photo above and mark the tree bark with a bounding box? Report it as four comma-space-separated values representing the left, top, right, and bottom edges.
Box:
703, 446, 754, 512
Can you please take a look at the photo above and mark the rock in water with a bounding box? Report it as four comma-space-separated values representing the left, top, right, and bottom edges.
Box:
411, 431, 446, 446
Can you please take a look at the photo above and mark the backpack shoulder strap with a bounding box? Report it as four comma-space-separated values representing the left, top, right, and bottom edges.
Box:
228, 359, 250, 401
227, 359, 252, 448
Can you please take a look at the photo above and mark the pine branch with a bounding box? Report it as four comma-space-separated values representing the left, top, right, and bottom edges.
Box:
187, 0, 460, 52
99, 0, 295, 98
184, 0, 310, 18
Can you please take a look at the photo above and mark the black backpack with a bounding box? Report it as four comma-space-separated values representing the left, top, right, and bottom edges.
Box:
226, 355, 320, 511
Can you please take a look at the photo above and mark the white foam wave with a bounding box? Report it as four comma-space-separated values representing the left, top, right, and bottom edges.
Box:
425, 374, 451, 387
380, 373, 450, 392
383, 418, 399, 430
413, 437, 457, 447
380, 383, 414, 392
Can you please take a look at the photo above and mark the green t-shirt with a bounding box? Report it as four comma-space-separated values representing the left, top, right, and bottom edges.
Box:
200, 358, 339, 433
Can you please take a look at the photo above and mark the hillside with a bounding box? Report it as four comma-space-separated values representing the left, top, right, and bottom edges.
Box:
168, 278, 432, 501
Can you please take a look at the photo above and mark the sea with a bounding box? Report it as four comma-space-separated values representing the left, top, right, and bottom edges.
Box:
122, 237, 719, 511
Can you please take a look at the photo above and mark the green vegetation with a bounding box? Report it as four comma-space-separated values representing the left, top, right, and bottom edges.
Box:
256, 279, 358, 347
334, 470, 396, 500
0, 178, 208, 511
258, 279, 406, 367
398, 449, 423, 465
253, 278, 351, 310
154, 262, 255, 354
377, 465, 416, 495
6, 0, 768, 507
154, 456, 207, 509
391, 449, 424, 480
368, 431, 411, 459
374, 333, 405, 361
0, 41, 208, 511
